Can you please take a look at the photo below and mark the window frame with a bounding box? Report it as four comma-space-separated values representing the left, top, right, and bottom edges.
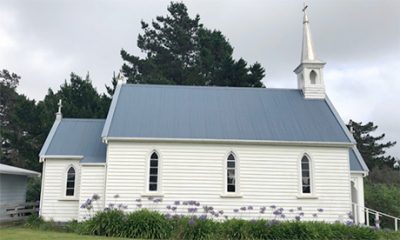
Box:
297, 153, 317, 198
144, 149, 163, 195
64, 165, 78, 198
222, 151, 241, 197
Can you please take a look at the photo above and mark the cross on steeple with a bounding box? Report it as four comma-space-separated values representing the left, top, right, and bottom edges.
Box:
302, 3, 308, 13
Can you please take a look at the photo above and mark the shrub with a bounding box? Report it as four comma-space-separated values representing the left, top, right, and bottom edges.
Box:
365, 180, 400, 229
376, 229, 400, 240
31, 210, 384, 240
124, 209, 172, 239
25, 214, 45, 229
175, 216, 221, 240
80, 209, 126, 237
26, 177, 41, 202
25, 214, 69, 232
220, 218, 251, 239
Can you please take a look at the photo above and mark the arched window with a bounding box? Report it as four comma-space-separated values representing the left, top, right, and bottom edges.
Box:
301, 156, 311, 194
310, 70, 317, 84
66, 167, 76, 196
227, 153, 236, 193
149, 152, 159, 191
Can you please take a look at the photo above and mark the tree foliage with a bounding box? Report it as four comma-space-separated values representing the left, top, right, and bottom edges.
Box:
0, 70, 108, 172
120, 2, 265, 88
364, 180, 400, 229
347, 120, 396, 169
1, 70, 41, 170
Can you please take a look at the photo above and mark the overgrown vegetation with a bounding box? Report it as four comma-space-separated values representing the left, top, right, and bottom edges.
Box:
364, 180, 400, 229
347, 120, 399, 229
24, 210, 400, 240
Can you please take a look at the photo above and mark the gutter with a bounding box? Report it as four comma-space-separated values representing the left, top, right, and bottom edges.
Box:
103, 136, 354, 147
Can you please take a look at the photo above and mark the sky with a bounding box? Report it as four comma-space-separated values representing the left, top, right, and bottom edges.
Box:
1, 0, 399, 157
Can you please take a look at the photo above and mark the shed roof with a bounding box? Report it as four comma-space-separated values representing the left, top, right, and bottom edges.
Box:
40, 119, 106, 163
102, 84, 351, 143
0, 164, 40, 177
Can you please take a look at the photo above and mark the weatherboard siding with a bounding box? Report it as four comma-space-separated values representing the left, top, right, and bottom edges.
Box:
78, 165, 106, 221
105, 141, 352, 222
350, 173, 365, 224
0, 174, 27, 205
40, 159, 80, 221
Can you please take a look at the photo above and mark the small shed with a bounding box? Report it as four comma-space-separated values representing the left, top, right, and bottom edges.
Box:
0, 164, 40, 222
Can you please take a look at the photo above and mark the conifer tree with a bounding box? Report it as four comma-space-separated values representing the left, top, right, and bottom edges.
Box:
347, 120, 396, 169
120, 2, 265, 89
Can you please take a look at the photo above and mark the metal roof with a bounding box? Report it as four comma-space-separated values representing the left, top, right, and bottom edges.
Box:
40, 119, 106, 163
38, 84, 367, 171
103, 84, 351, 143
349, 147, 369, 172
0, 164, 40, 177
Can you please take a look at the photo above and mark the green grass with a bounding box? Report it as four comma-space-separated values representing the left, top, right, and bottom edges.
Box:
1, 225, 399, 240
0, 227, 126, 240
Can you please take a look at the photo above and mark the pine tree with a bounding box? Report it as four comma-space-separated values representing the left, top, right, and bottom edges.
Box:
0, 70, 21, 166
105, 71, 120, 97
0, 69, 41, 170
347, 120, 396, 169
119, 2, 265, 90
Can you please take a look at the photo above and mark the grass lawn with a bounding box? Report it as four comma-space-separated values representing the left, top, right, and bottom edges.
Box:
0, 227, 126, 240
1, 225, 399, 240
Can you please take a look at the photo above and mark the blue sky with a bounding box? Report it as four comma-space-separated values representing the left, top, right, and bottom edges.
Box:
0, 0, 399, 157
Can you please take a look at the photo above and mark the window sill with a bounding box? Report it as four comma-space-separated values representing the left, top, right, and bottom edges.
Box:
141, 192, 164, 198
220, 193, 243, 198
58, 197, 79, 201
296, 194, 319, 199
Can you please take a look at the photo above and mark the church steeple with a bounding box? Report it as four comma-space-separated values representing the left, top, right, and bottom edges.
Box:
301, 6, 316, 61
294, 4, 326, 99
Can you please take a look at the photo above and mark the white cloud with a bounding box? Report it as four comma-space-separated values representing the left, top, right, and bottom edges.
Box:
326, 59, 400, 157
0, 8, 18, 57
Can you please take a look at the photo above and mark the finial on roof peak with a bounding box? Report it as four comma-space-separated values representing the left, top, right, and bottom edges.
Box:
56, 99, 62, 120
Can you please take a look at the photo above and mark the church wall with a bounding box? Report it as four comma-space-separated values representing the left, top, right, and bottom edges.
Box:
78, 164, 106, 221
40, 159, 80, 221
350, 172, 365, 224
105, 141, 353, 222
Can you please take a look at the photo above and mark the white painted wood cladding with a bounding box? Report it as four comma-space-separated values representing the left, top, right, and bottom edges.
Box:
104, 141, 352, 222
40, 159, 80, 221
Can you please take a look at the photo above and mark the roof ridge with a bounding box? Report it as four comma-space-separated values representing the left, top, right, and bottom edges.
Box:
122, 84, 300, 91
62, 118, 106, 122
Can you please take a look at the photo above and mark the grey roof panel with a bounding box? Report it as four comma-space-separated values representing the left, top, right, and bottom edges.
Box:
349, 147, 369, 172
43, 119, 106, 163
105, 84, 351, 143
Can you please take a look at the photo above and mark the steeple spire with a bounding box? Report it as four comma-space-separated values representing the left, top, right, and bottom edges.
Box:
294, 3, 326, 99
301, 4, 317, 62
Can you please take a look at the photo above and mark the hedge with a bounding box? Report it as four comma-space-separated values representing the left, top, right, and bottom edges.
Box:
26, 209, 400, 240
76, 209, 379, 240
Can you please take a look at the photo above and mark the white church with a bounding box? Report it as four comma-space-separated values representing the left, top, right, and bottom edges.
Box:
38, 8, 369, 223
